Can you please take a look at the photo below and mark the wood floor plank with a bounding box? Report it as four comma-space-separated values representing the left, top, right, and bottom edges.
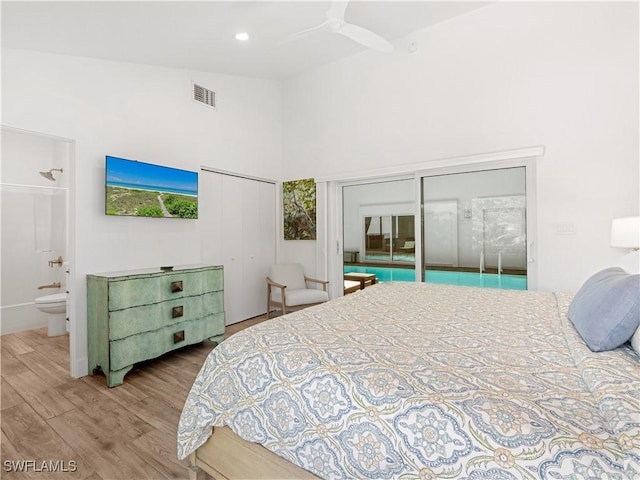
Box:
78, 474, 103, 480
0, 430, 30, 480
13, 328, 51, 348
57, 380, 154, 443
4, 370, 75, 420
1, 335, 34, 357
225, 316, 268, 337
2, 403, 95, 479
80, 374, 149, 407
169, 340, 217, 363
17, 351, 74, 388
49, 332, 70, 351
47, 409, 164, 480
1, 348, 30, 378
126, 395, 183, 435
1, 377, 24, 411
145, 359, 200, 391
130, 429, 190, 479
139, 362, 193, 391
110, 442, 168, 479
162, 349, 213, 373
126, 368, 191, 411
34, 343, 71, 371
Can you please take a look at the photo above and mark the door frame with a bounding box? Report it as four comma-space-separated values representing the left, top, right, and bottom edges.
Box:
1, 125, 78, 375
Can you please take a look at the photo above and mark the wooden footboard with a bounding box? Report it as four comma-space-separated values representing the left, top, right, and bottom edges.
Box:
188, 426, 319, 480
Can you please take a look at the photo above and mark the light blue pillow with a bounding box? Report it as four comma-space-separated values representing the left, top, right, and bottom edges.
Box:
567, 267, 640, 352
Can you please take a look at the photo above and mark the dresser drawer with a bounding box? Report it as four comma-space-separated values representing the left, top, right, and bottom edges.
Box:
108, 291, 223, 340
109, 313, 224, 371
107, 268, 223, 311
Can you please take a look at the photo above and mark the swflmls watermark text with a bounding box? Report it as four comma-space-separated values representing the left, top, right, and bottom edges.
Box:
4, 460, 78, 473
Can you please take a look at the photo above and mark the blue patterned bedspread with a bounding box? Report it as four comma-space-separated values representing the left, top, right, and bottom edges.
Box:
177, 282, 640, 479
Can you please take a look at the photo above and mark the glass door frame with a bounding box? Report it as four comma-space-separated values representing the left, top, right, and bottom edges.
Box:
415, 157, 538, 290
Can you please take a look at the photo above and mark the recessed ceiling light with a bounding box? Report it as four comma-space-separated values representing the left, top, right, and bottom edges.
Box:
235, 32, 250, 42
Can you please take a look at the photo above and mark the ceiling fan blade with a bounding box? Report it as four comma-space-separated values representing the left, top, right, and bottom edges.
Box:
337, 23, 394, 53
326, 0, 349, 20
285, 21, 330, 43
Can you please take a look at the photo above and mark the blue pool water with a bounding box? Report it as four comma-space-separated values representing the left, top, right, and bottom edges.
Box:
344, 266, 527, 290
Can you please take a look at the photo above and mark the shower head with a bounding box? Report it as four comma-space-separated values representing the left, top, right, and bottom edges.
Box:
39, 168, 63, 181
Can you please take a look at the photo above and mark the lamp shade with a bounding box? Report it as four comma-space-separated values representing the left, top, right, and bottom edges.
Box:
611, 217, 640, 249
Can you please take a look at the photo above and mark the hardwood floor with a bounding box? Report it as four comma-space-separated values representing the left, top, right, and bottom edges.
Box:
1, 315, 270, 480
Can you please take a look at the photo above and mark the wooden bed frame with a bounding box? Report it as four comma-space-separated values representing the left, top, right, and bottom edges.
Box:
187, 426, 319, 479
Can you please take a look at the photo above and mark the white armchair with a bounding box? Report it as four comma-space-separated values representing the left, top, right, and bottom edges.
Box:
399, 240, 415, 252
266, 263, 329, 318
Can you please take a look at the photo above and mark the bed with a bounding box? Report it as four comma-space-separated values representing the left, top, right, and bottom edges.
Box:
177, 280, 640, 479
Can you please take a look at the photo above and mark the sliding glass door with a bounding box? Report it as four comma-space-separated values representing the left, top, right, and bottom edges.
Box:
421, 167, 528, 290
342, 179, 416, 286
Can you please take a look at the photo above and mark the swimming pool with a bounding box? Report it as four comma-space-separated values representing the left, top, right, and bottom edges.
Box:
344, 266, 527, 290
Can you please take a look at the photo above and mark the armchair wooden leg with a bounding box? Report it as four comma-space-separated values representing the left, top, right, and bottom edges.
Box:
266, 289, 271, 319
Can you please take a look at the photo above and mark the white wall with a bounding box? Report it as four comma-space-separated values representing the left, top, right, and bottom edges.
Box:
282, 1, 639, 291
2, 49, 282, 376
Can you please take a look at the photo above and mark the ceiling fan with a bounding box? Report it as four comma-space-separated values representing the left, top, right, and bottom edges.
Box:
287, 0, 394, 53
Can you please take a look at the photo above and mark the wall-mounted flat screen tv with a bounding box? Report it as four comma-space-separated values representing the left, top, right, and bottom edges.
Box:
105, 156, 198, 219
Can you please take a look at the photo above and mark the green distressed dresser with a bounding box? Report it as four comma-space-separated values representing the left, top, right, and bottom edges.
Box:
87, 264, 225, 387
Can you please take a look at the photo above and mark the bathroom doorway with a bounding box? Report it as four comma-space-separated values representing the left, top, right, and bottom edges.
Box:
1, 127, 74, 371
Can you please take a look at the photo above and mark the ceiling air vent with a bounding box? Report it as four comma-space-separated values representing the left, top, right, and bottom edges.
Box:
192, 82, 216, 110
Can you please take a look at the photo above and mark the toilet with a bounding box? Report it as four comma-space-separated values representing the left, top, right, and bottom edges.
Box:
35, 293, 67, 336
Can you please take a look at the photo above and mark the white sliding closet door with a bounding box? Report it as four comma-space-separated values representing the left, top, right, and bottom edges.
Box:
221, 175, 245, 324
201, 170, 276, 325
247, 181, 276, 320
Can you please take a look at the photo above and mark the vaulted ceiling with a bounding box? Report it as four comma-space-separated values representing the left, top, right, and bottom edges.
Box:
2, 1, 492, 80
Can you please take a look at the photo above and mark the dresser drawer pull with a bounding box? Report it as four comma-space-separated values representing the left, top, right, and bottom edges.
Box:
171, 280, 183, 293
173, 330, 185, 344
172, 306, 184, 318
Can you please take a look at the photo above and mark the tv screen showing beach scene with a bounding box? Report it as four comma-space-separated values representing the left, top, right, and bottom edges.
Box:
105, 156, 198, 218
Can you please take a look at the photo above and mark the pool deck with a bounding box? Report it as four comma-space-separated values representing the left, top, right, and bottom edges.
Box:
344, 261, 526, 276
